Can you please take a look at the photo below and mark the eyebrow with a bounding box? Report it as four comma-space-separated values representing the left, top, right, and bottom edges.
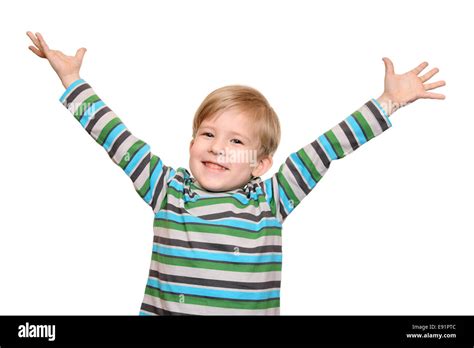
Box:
199, 126, 251, 142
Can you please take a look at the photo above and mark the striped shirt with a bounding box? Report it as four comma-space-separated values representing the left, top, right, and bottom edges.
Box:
59, 79, 392, 315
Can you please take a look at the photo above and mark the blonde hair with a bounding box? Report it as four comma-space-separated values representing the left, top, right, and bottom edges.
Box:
192, 85, 281, 159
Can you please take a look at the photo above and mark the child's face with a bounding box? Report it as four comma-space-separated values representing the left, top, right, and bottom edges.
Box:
189, 108, 272, 192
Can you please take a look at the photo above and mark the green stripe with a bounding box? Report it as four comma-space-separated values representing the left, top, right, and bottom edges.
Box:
118, 140, 146, 169
97, 117, 122, 145
154, 219, 281, 239
137, 177, 150, 198
73, 95, 101, 120
150, 155, 159, 172
276, 170, 300, 207
324, 130, 344, 159
353, 111, 375, 140
145, 286, 280, 310
297, 148, 322, 182
153, 253, 282, 272
137, 155, 160, 199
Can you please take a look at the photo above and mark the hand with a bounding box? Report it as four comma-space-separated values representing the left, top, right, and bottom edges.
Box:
376, 57, 446, 116
27, 31, 87, 89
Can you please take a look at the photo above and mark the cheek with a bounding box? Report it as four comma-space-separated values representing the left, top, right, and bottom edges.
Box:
190, 142, 203, 157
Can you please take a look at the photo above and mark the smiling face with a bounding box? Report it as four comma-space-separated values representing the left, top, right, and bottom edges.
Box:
189, 107, 273, 192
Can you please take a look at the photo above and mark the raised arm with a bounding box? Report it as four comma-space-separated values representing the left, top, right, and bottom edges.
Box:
263, 57, 446, 224
27, 31, 175, 211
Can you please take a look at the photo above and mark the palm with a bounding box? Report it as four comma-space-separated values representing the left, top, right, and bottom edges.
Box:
27, 31, 86, 80
381, 57, 445, 107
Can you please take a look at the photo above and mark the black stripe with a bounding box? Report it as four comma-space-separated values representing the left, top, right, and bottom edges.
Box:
140, 303, 192, 316
339, 120, 359, 151
149, 270, 281, 290
311, 140, 330, 169
279, 203, 288, 222
146, 284, 280, 303
130, 151, 150, 182
85, 106, 111, 133
65, 83, 91, 106
276, 172, 295, 215
108, 130, 131, 159
285, 157, 311, 195
151, 164, 167, 210
365, 100, 389, 131
153, 251, 281, 266
155, 236, 282, 254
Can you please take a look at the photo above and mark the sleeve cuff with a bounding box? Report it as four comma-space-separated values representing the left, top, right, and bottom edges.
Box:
371, 98, 392, 128
59, 78, 86, 103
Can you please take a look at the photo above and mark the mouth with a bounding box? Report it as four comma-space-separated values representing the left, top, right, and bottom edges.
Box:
202, 161, 229, 171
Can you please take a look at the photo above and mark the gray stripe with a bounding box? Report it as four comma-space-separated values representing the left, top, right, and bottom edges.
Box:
156, 236, 282, 254
149, 269, 280, 290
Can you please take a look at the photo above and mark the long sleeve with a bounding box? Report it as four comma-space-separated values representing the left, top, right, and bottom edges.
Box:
262, 99, 392, 224
59, 79, 175, 212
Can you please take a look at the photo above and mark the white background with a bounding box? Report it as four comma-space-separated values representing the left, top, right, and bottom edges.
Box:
1, 0, 473, 315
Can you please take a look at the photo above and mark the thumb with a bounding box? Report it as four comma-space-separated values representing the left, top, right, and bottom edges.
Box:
382, 57, 395, 75
75, 47, 87, 62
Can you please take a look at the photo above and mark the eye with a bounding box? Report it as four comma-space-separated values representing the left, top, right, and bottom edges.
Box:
201, 132, 214, 137
231, 139, 244, 145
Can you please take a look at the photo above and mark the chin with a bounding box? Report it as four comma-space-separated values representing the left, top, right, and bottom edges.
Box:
201, 181, 227, 192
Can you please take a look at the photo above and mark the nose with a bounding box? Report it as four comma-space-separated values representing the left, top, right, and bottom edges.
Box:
209, 137, 226, 156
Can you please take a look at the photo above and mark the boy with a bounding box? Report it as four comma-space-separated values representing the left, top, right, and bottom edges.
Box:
27, 31, 446, 315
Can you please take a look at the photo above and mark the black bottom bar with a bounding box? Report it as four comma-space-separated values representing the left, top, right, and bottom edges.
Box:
1, 315, 473, 346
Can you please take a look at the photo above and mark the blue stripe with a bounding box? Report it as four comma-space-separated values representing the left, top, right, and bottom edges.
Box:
371, 98, 392, 127
103, 124, 126, 151
59, 79, 85, 103
154, 211, 281, 230
124, 144, 150, 175
168, 168, 176, 182
139, 311, 153, 316
153, 244, 281, 264
79, 101, 106, 127
290, 153, 316, 189
265, 179, 273, 206
147, 278, 280, 301
318, 134, 337, 161
145, 159, 164, 204
346, 115, 367, 145
278, 186, 294, 214
169, 180, 184, 192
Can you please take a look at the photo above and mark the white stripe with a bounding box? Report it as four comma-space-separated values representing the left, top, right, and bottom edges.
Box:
153, 225, 282, 248
142, 294, 279, 315
151, 261, 282, 282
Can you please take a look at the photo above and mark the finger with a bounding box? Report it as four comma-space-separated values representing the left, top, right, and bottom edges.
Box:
28, 45, 46, 58
421, 92, 445, 100
382, 57, 395, 75
35, 32, 50, 52
420, 68, 439, 83
424, 80, 446, 91
411, 61, 429, 75
75, 47, 87, 62
26, 31, 42, 50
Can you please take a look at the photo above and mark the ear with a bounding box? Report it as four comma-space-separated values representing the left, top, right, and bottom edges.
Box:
189, 138, 194, 152
251, 155, 273, 178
